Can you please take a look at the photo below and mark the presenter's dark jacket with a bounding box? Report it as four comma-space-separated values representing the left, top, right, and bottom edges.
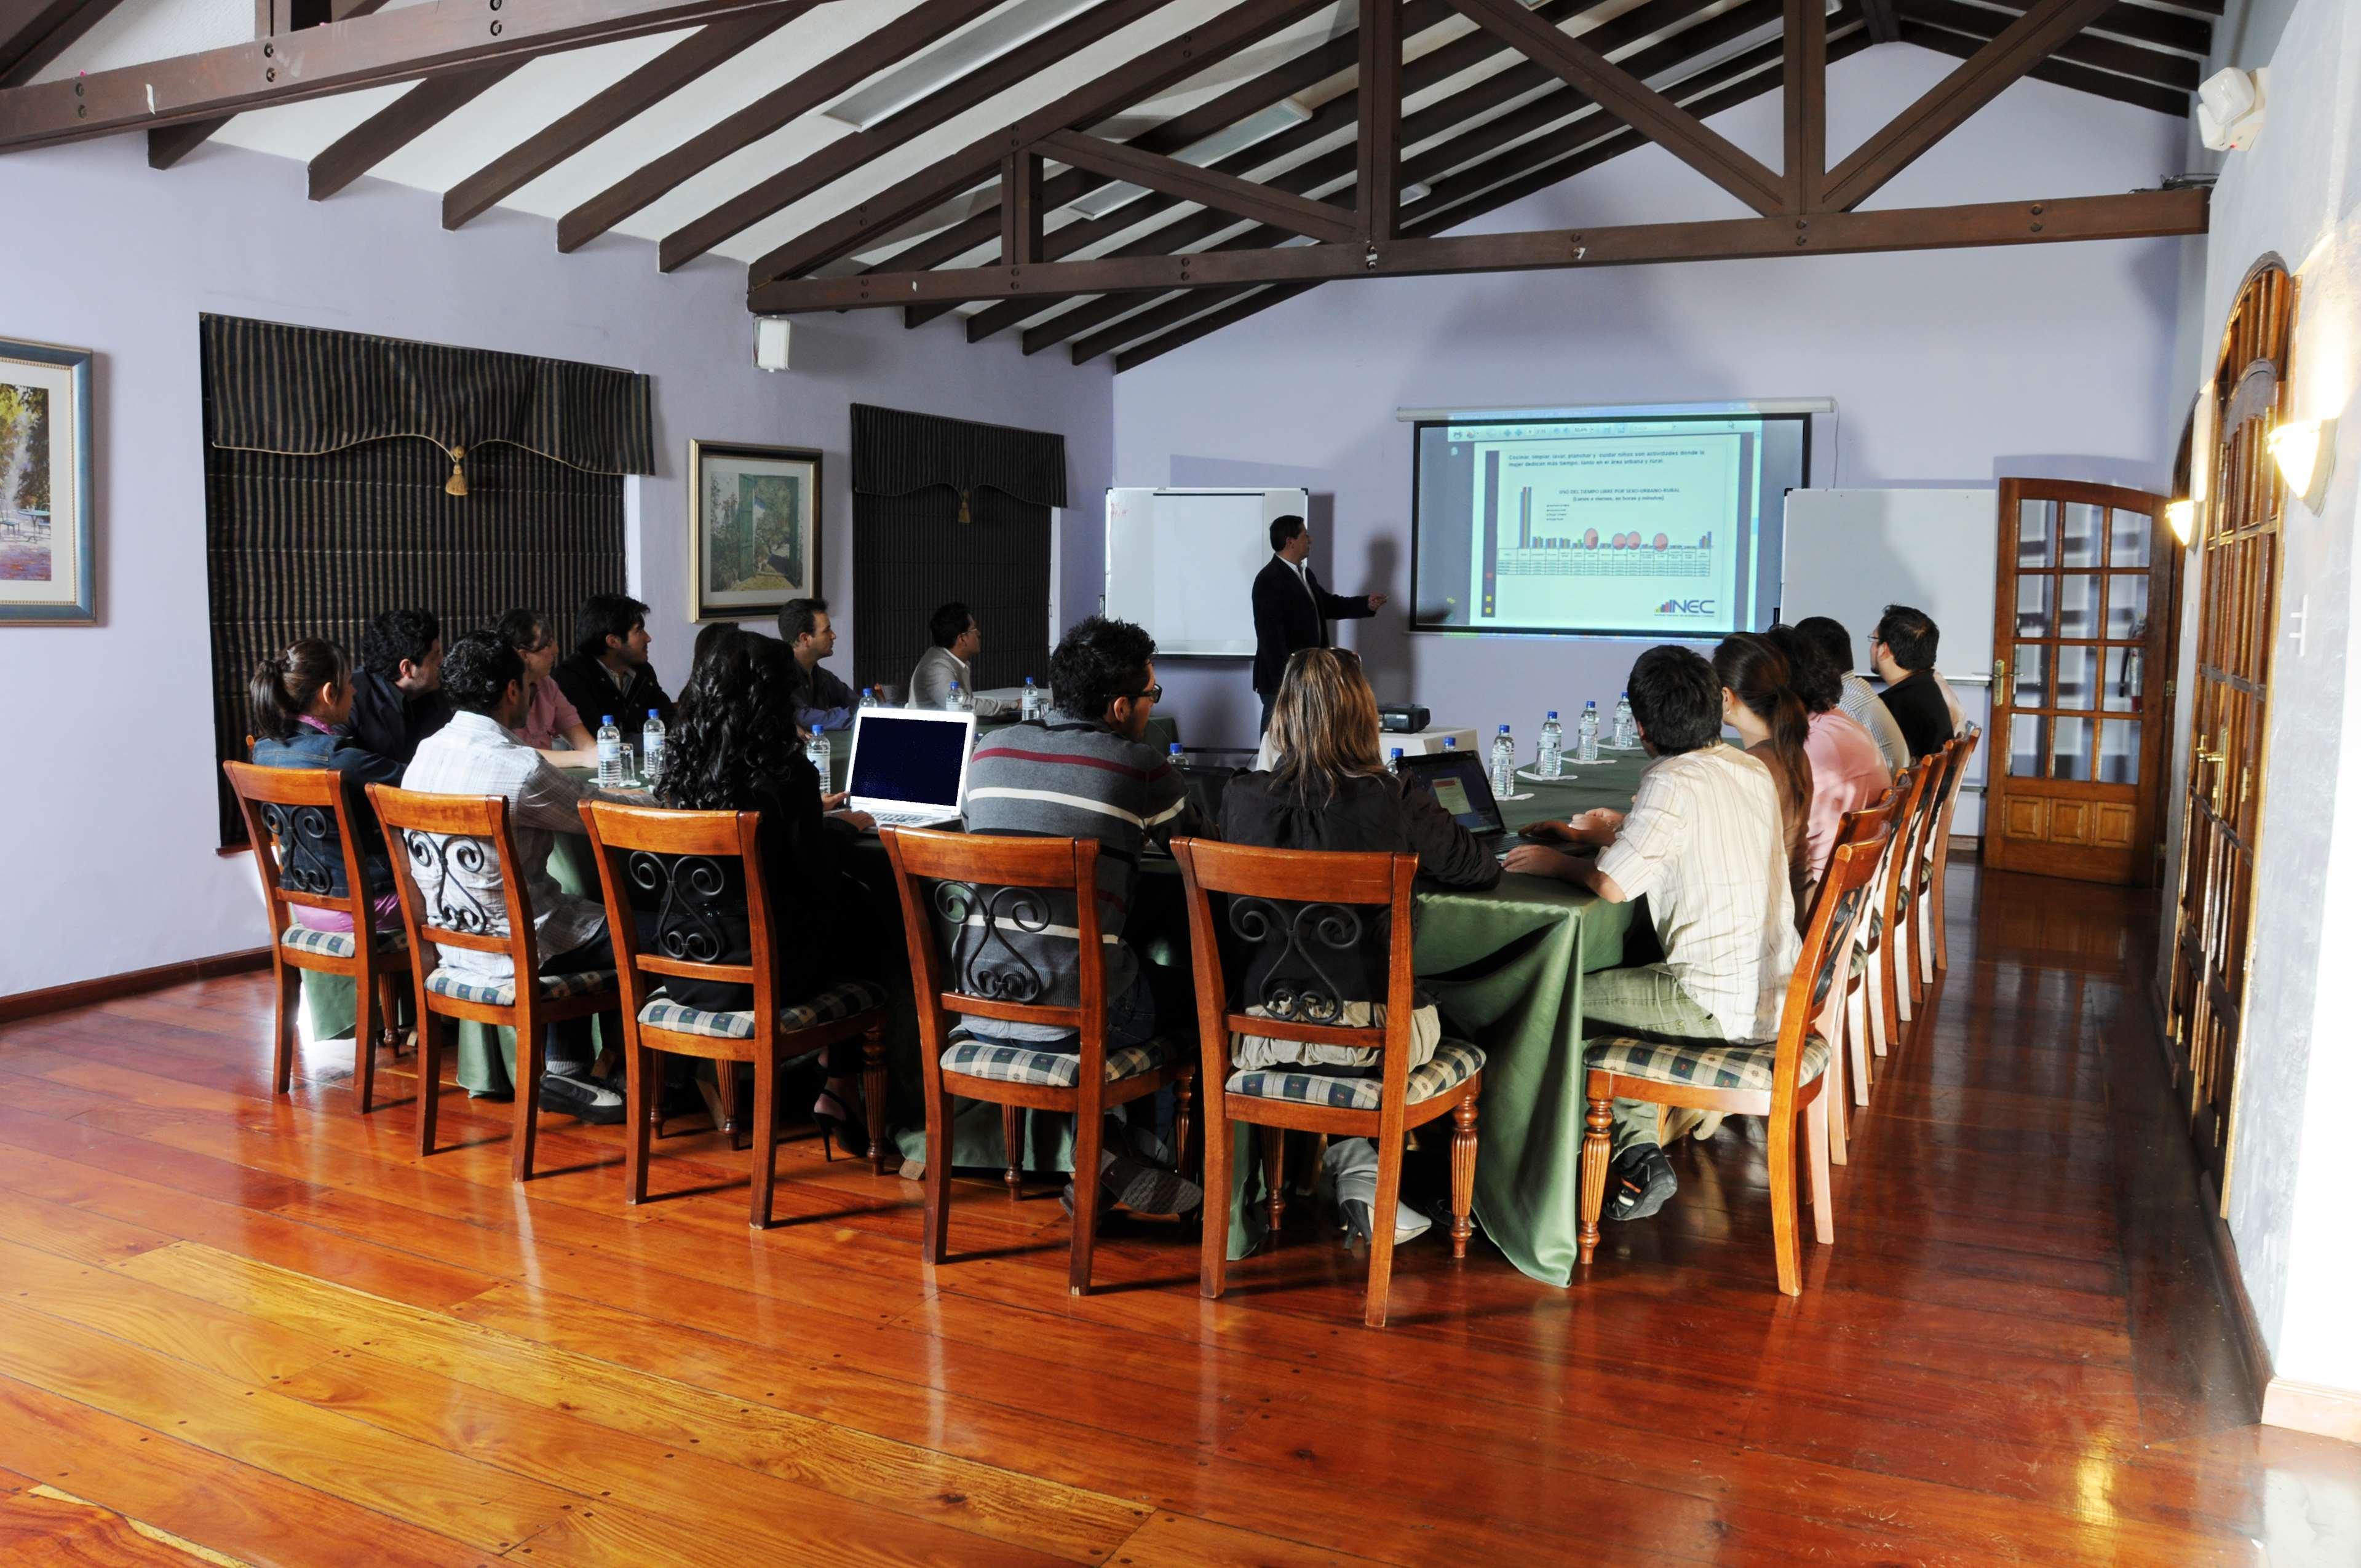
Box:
1252, 555, 1376, 694
347, 669, 451, 766
553, 651, 676, 734
1878, 669, 1953, 761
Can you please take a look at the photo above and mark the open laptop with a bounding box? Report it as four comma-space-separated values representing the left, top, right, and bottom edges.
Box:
844, 707, 977, 829
1397, 750, 1508, 840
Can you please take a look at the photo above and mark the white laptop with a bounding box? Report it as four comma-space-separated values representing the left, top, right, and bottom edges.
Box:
844, 707, 977, 829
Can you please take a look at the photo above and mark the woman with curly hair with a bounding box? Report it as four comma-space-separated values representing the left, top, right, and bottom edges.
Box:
652, 627, 881, 1155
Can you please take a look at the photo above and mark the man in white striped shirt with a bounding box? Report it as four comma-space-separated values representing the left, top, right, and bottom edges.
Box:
1506, 645, 1799, 1221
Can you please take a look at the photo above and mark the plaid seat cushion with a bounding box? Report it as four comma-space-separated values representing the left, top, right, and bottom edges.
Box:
1226, 1039, 1485, 1111
1586, 1032, 1831, 1092
638, 979, 892, 1041
940, 1030, 1178, 1088
279, 924, 407, 961
424, 965, 616, 1008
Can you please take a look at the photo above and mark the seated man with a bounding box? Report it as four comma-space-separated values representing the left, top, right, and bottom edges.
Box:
553, 592, 674, 736
1869, 604, 1954, 760
350, 608, 451, 764
777, 596, 856, 731
1794, 615, 1909, 775
1504, 644, 1798, 1221
959, 614, 1209, 1211
909, 601, 1008, 716
402, 632, 629, 1125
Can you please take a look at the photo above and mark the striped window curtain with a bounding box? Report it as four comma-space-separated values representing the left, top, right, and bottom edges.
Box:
849, 404, 1066, 697
202, 315, 652, 845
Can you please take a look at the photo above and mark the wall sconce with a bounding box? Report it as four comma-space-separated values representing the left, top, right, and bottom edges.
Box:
2268, 418, 2335, 511
2165, 498, 2195, 544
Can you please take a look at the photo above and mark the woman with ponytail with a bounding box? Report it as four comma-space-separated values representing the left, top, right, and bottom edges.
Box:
247, 638, 405, 935
1712, 633, 1815, 928
1764, 624, 1894, 900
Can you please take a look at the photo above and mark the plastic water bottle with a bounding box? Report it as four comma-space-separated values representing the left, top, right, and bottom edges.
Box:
596, 715, 623, 788
1539, 710, 1564, 778
1613, 691, 1637, 749
1491, 724, 1517, 800
1577, 701, 1601, 763
1022, 676, 1047, 721
1387, 747, 1403, 775
859, 686, 880, 709
640, 709, 666, 786
804, 727, 831, 784
948, 679, 971, 713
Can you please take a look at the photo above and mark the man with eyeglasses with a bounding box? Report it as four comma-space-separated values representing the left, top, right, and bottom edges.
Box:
957, 615, 1210, 1214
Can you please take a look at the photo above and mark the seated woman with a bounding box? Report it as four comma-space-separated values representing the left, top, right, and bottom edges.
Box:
651, 627, 882, 1155
247, 637, 404, 935
1766, 624, 1893, 902
498, 609, 598, 766
1712, 632, 1817, 931
1219, 647, 1500, 1248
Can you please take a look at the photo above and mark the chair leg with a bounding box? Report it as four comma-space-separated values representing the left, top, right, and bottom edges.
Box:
1767, 1111, 1803, 1297
862, 1024, 890, 1178
1871, 948, 1894, 1057
1918, 889, 1937, 986
1260, 1126, 1287, 1241
749, 1053, 779, 1230
625, 1045, 653, 1205
1068, 1099, 1105, 1296
1200, 1107, 1232, 1302
271, 960, 300, 1096
377, 972, 405, 1056
1848, 984, 1874, 1108
1805, 1091, 1836, 1247
1449, 1096, 1478, 1262
1001, 1105, 1025, 1198
510, 1018, 544, 1185
922, 1086, 953, 1265
1578, 1093, 1613, 1268
416, 1012, 443, 1158
1825, 1038, 1849, 1169
1172, 1069, 1195, 1179
352, 967, 379, 1116
720, 1061, 749, 1152
1365, 1128, 1406, 1329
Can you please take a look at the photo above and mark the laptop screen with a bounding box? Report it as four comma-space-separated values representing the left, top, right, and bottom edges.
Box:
848, 713, 970, 808
1397, 750, 1507, 835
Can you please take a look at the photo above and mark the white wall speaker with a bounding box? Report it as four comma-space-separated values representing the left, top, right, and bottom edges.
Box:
754, 317, 793, 372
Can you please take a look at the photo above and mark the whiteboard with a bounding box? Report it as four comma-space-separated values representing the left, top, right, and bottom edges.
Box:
1104, 487, 1308, 655
1780, 488, 1997, 833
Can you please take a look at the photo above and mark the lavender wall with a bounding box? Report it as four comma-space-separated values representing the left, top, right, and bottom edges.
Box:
0, 135, 1111, 997
1111, 45, 2189, 749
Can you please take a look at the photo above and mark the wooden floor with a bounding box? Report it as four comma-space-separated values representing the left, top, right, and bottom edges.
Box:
1, 866, 2356, 1567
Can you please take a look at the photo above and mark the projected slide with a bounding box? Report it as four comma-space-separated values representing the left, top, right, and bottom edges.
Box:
1411, 413, 1809, 637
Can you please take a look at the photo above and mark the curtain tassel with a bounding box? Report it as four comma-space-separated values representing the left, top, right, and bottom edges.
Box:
445, 445, 469, 497
956, 486, 972, 525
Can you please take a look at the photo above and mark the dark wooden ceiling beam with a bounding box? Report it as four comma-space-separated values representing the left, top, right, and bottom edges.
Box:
1897, 18, 2190, 113
149, 0, 394, 171
1355, 0, 1403, 242
1859, 0, 1900, 44
745, 0, 1336, 287
1961, 0, 2210, 55
1441, 0, 1786, 215
999, 0, 1780, 351
0, 0, 122, 87
1002, 149, 1045, 264
307, 59, 524, 199
1039, 127, 1360, 242
556, 0, 988, 255
1898, 0, 2199, 89
1784, 0, 1825, 211
1821, 0, 2121, 208
442, 10, 796, 229
0, 0, 821, 152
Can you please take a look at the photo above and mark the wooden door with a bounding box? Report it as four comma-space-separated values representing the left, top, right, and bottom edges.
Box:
1986, 480, 2180, 884
2168, 258, 2294, 1201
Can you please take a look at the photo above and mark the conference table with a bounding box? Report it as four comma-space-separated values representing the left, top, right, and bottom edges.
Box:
309, 726, 1656, 1288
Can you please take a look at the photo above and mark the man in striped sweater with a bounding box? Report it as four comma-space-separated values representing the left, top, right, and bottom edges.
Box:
959, 616, 1209, 1212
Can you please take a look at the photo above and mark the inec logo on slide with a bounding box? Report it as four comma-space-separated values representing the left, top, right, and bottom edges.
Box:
1655, 598, 1718, 617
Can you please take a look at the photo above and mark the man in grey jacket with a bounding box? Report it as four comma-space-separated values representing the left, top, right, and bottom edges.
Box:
908, 601, 1008, 716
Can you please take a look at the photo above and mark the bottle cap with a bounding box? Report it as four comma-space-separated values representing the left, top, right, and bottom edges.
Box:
1498, 724, 1510, 734
648, 708, 658, 718
601, 715, 613, 726
1026, 676, 1038, 686
1586, 699, 1598, 708
1547, 710, 1558, 719
1391, 747, 1403, 756
1170, 743, 1183, 755
1443, 737, 1455, 747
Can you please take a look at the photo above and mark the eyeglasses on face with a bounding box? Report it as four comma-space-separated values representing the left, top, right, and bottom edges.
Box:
1125, 683, 1164, 704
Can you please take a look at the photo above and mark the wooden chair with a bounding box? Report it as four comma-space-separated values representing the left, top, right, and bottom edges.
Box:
367, 784, 622, 1182
1836, 762, 1927, 1110
1579, 790, 1899, 1296
1171, 839, 1484, 1329
1918, 724, 1982, 983
1807, 786, 1902, 1165
1894, 734, 1974, 1018
881, 828, 1196, 1296
223, 759, 411, 1112
578, 801, 892, 1227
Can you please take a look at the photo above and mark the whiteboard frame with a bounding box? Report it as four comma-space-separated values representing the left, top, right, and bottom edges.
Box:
1103, 485, 1309, 657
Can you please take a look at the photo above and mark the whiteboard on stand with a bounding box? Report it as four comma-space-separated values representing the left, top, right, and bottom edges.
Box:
1105, 486, 1309, 655
1780, 488, 1997, 834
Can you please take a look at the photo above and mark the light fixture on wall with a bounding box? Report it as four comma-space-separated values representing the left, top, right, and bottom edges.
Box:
2268, 418, 2335, 510
754, 316, 792, 373
2165, 498, 2195, 544
2198, 66, 2268, 152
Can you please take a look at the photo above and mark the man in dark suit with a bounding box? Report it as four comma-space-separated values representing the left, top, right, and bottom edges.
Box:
1252, 515, 1387, 732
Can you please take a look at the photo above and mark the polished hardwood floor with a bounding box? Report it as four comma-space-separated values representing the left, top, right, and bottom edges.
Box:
1, 863, 2356, 1566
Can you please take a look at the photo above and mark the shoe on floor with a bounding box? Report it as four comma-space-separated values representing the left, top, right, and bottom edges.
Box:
1323, 1137, 1431, 1245
1060, 1148, 1204, 1217
1606, 1144, 1678, 1222
539, 1067, 626, 1125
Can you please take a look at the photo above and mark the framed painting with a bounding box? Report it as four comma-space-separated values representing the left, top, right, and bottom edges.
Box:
689, 438, 821, 620
0, 339, 93, 624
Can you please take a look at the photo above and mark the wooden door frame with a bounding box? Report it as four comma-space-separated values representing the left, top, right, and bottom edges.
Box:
1987, 478, 2183, 884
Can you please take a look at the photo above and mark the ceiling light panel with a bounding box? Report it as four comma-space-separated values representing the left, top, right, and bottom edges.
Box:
826, 0, 1110, 130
